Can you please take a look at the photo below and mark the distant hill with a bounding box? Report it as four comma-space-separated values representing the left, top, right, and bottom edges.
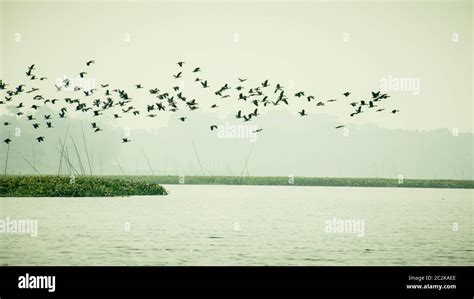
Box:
1, 107, 472, 180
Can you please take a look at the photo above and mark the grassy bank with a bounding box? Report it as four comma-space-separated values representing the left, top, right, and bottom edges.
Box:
0, 176, 168, 197
121, 175, 474, 189
1, 175, 472, 197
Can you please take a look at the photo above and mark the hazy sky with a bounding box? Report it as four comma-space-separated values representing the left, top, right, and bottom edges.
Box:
1, 0, 472, 132
0, 0, 472, 178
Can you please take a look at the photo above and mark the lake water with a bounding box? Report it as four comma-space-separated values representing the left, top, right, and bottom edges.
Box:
0, 185, 472, 265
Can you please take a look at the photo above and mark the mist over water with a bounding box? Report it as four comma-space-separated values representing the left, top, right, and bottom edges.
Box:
2, 108, 472, 179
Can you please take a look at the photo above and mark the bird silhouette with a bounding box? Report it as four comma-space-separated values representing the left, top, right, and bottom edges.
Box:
210, 125, 218, 131
298, 109, 307, 116
295, 91, 305, 97
372, 91, 381, 98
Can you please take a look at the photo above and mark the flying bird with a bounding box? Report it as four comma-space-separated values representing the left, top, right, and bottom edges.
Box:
295, 91, 305, 98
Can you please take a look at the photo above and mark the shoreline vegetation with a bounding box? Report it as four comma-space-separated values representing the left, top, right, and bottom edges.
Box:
0, 176, 168, 197
127, 175, 474, 189
0, 175, 473, 197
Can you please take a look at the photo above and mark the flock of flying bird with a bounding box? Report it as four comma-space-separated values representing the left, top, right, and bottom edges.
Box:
0, 61, 399, 145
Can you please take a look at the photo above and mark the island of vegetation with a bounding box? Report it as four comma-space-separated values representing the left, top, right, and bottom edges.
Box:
0, 175, 168, 197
